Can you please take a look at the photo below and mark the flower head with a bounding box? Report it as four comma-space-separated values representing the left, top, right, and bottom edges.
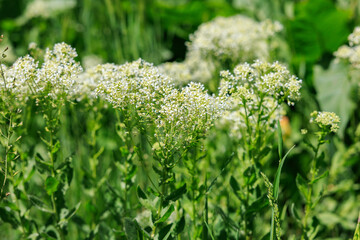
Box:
219, 60, 302, 106
156, 82, 227, 150
310, 111, 340, 133
160, 15, 282, 86
335, 26, 360, 69
95, 59, 174, 121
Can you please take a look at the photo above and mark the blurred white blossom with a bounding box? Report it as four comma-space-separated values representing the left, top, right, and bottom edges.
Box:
160, 15, 282, 86
335, 26, 360, 69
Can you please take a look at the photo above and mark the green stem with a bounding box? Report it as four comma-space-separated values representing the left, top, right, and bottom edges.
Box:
244, 184, 250, 240
47, 104, 65, 240
302, 142, 321, 239
0, 115, 11, 199
152, 163, 168, 238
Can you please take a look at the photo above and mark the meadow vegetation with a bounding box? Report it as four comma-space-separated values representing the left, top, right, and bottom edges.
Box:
0, 0, 360, 239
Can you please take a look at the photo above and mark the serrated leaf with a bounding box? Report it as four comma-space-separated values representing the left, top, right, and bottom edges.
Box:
45, 176, 59, 195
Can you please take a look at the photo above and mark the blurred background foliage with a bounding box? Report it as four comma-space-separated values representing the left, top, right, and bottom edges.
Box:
0, 0, 358, 68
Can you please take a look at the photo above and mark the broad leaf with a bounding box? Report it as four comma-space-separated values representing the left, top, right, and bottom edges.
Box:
313, 61, 356, 137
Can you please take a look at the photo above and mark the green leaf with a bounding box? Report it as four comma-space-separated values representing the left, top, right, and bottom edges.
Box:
244, 166, 256, 186
245, 194, 269, 217
45, 176, 60, 195
164, 183, 187, 206
313, 60, 357, 137
35, 153, 51, 173
288, 17, 322, 63
353, 212, 360, 240
28, 195, 54, 213
288, 0, 350, 64
277, 120, 283, 159
274, 145, 296, 199
296, 174, 309, 201
202, 220, 215, 240
207, 153, 234, 193
65, 202, 81, 220
310, 170, 329, 184
152, 165, 162, 177
158, 223, 173, 240
215, 206, 239, 231
290, 203, 302, 223
155, 205, 175, 225
0, 206, 19, 228
175, 215, 185, 235
137, 185, 147, 200
124, 218, 142, 240
230, 176, 241, 199
125, 165, 137, 182
51, 140, 60, 154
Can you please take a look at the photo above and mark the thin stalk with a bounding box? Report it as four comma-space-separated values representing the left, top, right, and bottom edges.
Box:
152, 163, 169, 238
302, 142, 320, 239
1, 115, 12, 199
0, 63, 6, 90
47, 102, 65, 240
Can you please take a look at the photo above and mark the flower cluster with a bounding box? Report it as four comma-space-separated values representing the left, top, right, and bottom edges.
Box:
158, 51, 215, 86
155, 82, 227, 151
38, 42, 83, 96
94, 59, 226, 153
95, 59, 175, 121
217, 60, 301, 141
310, 111, 340, 133
334, 26, 360, 68
2, 43, 82, 97
187, 15, 282, 63
219, 60, 302, 106
159, 15, 282, 86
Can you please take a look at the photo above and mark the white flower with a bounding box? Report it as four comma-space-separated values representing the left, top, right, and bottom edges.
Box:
160, 15, 282, 86
310, 111, 340, 133
335, 26, 360, 69
95, 59, 174, 121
